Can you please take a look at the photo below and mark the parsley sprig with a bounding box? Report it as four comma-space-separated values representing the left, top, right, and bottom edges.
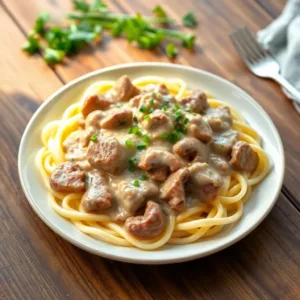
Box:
23, 1, 197, 64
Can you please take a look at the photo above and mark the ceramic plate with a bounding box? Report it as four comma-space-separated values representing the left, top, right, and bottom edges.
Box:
18, 63, 285, 264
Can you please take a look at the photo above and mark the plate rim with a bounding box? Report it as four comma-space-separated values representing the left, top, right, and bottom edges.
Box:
18, 62, 285, 264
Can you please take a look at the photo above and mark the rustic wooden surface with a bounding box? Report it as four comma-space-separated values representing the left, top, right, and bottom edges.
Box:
0, 0, 299, 299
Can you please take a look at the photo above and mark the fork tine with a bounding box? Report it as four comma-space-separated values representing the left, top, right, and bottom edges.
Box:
242, 27, 267, 60
230, 30, 254, 65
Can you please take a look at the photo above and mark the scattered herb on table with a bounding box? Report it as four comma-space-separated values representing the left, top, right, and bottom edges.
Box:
22, 0, 197, 64
182, 12, 197, 28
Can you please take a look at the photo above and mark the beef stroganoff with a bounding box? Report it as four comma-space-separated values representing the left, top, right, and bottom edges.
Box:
36, 75, 269, 250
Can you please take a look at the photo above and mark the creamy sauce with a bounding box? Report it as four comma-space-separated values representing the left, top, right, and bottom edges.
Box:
61, 82, 241, 221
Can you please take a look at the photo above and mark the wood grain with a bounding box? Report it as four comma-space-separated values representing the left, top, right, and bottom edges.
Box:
0, 0, 300, 299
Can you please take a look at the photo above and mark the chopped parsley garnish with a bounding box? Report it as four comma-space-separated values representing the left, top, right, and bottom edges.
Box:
161, 104, 168, 111
116, 103, 123, 108
125, 139, 134, 148
133, 115, 138, 122
142, 135, 150, 144
137, 143, 147, 150
166, 43, 178, 59
22, 2, 197, 65
163, 96, 170, 103
174, 103, 180, 110
90, 134, 98, 142
183, 117, 189, 124
182, 12, 197, 28
128, 157, 137, 172
139, 106, 147, 113
148, 107, 154, 114
160, 132, 170, 139
139, 174, 148, 181
149, 98, 154, 105
169, 130, 182, 143
174, 110, 182, 120
128, 126, 142, 136
144, 114, 150, 120
133, 179, 140, 187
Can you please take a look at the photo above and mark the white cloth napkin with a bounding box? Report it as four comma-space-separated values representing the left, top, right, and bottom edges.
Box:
257, 0, 300, 112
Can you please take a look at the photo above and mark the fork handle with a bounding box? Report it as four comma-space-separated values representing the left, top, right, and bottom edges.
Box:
271, 73, 300, 105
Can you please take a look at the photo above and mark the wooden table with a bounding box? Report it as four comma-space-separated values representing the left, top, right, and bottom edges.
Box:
1, 0, 299, 299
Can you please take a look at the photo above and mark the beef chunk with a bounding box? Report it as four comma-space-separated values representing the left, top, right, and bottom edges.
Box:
124, 201, 166, 239
114, 75, 140, 101
230, 141, 258, 172
161, 168, 189, 211
81, 171, 112, 212
50, 162, 85, 193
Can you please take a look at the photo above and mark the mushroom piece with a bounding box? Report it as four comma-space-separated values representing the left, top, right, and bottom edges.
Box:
187, 162, 223, 202
161, 168, 190, 211
138, 149, 182, 181
87, 136, 127, 174
81, 94, 111, 117
100, 109, 133, 129
230, 141, 258, 172
124, 201, 166, 239
114, 75, 140, 102
179, 90, 209, 113
50, 162, 85, 193
187, 114, 213, 142
81, 171, 112, 212
173, 138, 208, 163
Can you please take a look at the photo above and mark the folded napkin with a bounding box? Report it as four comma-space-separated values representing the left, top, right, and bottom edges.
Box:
257, 0, 300, 112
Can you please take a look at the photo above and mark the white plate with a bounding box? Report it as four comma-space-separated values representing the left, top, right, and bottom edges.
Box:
18, 63, 285, 264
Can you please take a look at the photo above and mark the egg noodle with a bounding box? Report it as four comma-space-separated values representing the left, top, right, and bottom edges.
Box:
36, 76, 270, 250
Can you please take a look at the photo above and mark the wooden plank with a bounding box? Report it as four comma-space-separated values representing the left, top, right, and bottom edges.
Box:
3, 0, 300, 207
0, 6, 152, 300
0, 1, 300, 299
255, 0, 286, 17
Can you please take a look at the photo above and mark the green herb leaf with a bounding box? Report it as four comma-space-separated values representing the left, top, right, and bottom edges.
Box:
128, 157, 137, 172
160, 132, 170, 139
143, 114, 150, 120
183, 117, 189, 124
90, 0, 107, 11
139, 174, 148, 181
166, 43, 178, 59
153, 5, 167, 19
137, 143, 147, 150
90, 134, 98, 142
149, 98, 154, 105
128, 126, 142, 136
142, 135, 150, 144
148, 107, 154, 114
133, 179, 140, 187
73, 0, 90, 12
111, 20, 125, 37
43, 48, 65, 64
125, 140, 134, 148
182, 12, 197, 28
34, 12, 50, 35
182, 33, 196, 49
116, 103, 123, 108
139, 106, 147, 113
161, 105, 168, 111
169, 130, 182, 143
174, 110, 182, 120
22, 33, 41, 54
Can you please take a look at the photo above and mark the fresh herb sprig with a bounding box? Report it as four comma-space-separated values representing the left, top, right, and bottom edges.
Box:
22, 0, 197, 64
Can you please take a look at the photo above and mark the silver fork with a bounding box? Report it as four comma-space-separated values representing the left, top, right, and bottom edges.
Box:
229, 27, 300, 107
